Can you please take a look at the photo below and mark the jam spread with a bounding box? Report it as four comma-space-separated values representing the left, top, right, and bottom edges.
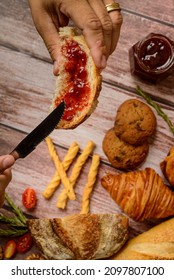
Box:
55, 40, 90, 121
129, 33, 174, 82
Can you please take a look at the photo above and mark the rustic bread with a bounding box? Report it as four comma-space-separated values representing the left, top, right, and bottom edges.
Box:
112, 218, 174, 260
27, 213, 128, 260
50, 27, 102, 129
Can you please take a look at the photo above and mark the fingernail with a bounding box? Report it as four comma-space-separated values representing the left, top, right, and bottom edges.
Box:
53, 60, 59, 76
2, 156, 15, 169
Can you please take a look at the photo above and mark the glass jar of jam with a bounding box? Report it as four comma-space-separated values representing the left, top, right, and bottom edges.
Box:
129, 33, 174, 83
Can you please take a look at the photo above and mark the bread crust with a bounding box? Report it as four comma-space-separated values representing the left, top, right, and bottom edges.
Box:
112, 218, 174, 260
27, 213, 128, 260
51, 27, 102, 129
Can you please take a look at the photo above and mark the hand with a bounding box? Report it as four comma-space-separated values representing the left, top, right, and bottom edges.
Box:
28, 0, 123, 74
0, 155, 15, 207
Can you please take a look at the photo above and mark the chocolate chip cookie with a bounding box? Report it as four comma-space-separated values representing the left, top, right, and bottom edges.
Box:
114, 99, 157, 145
102, 128, 149, 170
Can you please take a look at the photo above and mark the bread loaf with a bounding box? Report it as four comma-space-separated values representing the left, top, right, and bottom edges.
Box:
27, 213, 128, 260
111, 218, 174, 260
50, 27, 102, 129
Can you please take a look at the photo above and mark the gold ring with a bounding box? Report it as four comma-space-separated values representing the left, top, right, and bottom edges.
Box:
105, 2, 121, 13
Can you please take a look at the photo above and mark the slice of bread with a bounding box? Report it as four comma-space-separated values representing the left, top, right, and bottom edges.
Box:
50, 27, 102, 129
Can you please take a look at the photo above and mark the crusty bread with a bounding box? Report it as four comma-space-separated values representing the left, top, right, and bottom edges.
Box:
27, 213, 128, 260
51, 27, 102, 129
111, 218, 174, 260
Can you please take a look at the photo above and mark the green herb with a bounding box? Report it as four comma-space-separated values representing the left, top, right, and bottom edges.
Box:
0, 228, 28, 237
0, 213, 26, 228
5, 193, 26, 225
0, 193, 28, 237
136, 86, 174, 135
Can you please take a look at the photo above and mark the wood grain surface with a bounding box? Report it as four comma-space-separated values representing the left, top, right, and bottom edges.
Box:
0, 0, 174, 259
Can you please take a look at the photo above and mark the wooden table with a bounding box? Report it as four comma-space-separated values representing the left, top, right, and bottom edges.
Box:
0, 0, 174, 259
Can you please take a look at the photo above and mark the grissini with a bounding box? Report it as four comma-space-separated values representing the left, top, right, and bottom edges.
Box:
50, 27, 102, 129
111, 218, 174, 260
27, 213, 128, 260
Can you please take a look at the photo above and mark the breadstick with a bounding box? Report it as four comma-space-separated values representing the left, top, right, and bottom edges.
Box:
80, 154, 100, 214
45, 137, 76, 200
57, 140, 95, 208
42, 141, 79, 199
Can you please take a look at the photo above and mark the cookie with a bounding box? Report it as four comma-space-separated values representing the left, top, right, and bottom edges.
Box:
114, 99, 157, 145
102, 128, 149, 170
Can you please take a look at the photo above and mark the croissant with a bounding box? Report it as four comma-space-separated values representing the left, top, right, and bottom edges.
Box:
160, 146, 174, 188
27, 214, 128, 260
101, 168, 174, 221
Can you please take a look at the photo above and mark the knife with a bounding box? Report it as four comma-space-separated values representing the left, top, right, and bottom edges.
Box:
10, 101, 65, 161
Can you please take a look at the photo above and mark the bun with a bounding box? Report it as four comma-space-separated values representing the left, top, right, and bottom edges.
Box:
112, 218, 174, 260
50, 27, 102, 129
160, 146, 174, 188
27, 213, 128, 260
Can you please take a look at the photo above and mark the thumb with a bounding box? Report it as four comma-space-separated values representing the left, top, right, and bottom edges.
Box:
0, 155, 15, 173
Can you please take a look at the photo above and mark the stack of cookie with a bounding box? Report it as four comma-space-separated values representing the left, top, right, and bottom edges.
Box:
102, 99, 157, 170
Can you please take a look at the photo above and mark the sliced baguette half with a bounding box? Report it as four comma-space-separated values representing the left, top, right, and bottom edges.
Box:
50, 27, 102, 129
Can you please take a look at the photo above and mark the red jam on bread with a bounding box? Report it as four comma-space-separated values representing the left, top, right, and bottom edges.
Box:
55, 40, 90, 121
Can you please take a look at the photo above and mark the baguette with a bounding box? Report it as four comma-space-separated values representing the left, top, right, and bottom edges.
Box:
27, 213, 128, 260
51, 27, 102, 129
111, 218, 174, 260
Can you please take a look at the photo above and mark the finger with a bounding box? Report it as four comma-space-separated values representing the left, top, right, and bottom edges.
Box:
60, 0, 107, 69
110, 11, 123, 54
0, 157, 13, 207
103, 0, 123, 54
0, 169, 12, 189
0, 155, 15, 173
88, 0, 113, 59
28, 0, 68, 75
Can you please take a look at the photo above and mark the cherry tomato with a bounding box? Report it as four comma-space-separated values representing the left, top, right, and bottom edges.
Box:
22, 188, 37, 210
17, 233, 33, 253
4, 240, 17, 259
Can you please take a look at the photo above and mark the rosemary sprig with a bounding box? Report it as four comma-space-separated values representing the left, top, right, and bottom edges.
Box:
5, 193, 26, 225
0, 213, 26, 228
0, 193, 28, 236
0, 228, 28, 237
136, 86, 174, 135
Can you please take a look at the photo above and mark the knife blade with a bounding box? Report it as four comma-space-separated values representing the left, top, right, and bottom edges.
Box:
10, 101, 65, 160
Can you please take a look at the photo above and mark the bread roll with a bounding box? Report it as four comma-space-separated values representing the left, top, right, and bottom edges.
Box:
160, 146, 174, 188
51, 27, 102, 129
27, 213, 128, 260
111, 218, 174, 260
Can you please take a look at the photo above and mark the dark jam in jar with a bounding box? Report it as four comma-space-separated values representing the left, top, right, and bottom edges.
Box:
55, 40, 90, 121
129, 33, 174, 82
